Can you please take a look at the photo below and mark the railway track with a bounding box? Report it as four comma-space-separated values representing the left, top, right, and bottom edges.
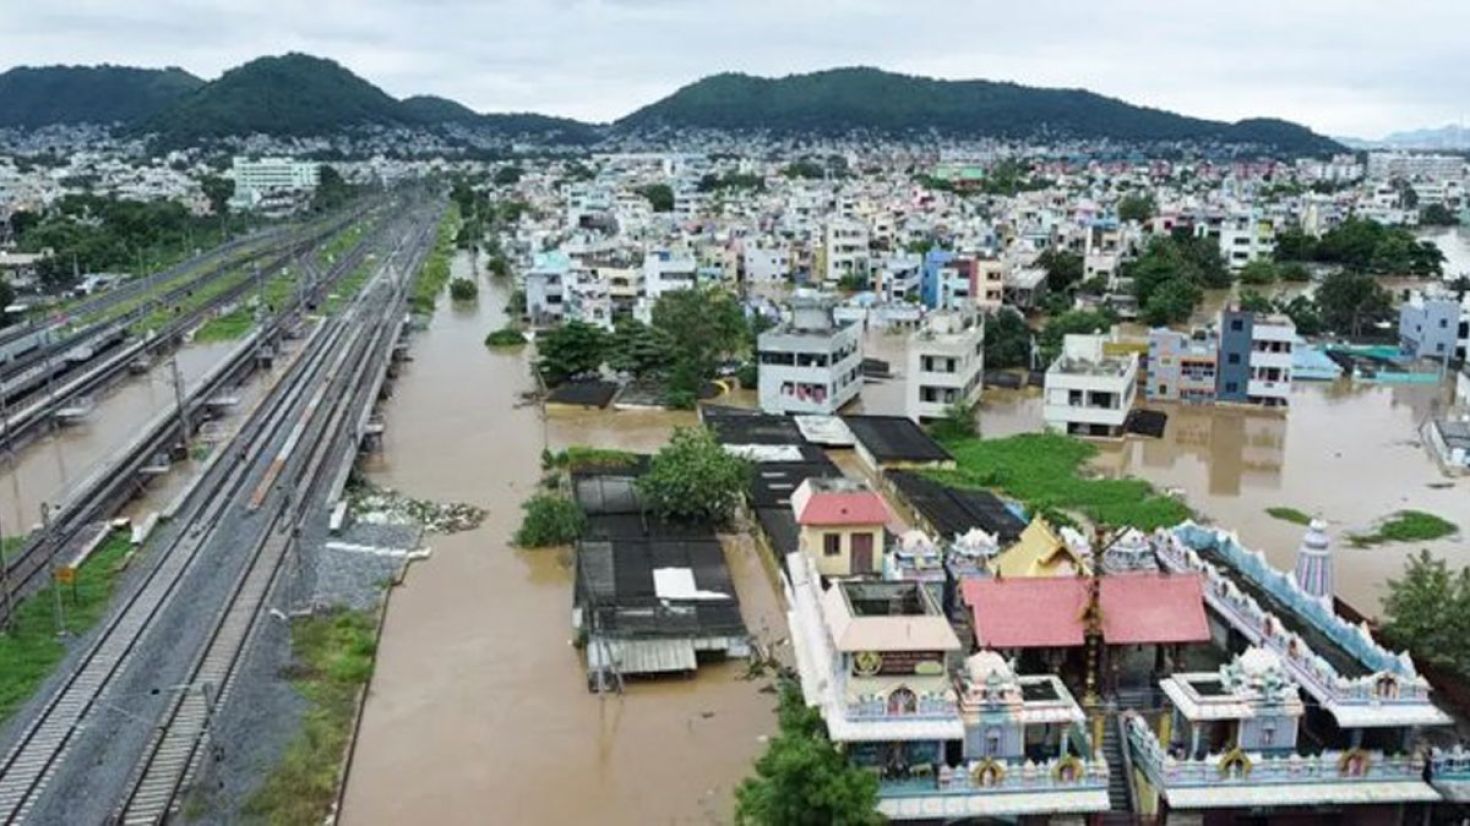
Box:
0, 200, 414, 629
0, 200, 440, 824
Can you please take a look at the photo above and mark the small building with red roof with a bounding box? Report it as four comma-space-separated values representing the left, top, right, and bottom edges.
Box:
792, 477, 892, 578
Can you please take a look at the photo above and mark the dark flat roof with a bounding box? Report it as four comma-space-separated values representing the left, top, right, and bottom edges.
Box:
547, 380, 619, 408
843, 415, 953, 463
576, 537, 747, 638
702, 406, 809, 446
749, 458, 842, 509
888, 470, 1025, 543
756, 507, 800, 558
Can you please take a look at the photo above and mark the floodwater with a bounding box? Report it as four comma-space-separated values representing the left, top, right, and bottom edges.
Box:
1422, 225, 1470, 279
0, 339, 253, 537
343, 253, 786, 826
858, 324, 1469, 615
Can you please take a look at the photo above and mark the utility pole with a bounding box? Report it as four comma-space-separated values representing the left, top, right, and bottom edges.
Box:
0, 514, 13, 632
42, 502, 65, 635
169, 357, 190, 457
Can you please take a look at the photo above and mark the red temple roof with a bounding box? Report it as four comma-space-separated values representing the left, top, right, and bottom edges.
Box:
961, 572, 1209, 649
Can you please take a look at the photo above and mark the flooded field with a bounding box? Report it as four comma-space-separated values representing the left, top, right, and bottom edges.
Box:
343, 254, 785, 826
0, 337, 270, 536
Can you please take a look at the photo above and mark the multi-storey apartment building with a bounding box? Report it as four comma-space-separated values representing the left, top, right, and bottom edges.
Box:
906, 310, 984, 422
757, 297, 863, 414
1147, 328, 1220, 404
1218, 309, 1294, 408
1043, 334, 1139, 437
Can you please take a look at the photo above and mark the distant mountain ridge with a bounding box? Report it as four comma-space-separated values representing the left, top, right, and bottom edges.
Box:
0, 65, 202, 128
617, 67, 1341, 154
0, 56, 1339, 154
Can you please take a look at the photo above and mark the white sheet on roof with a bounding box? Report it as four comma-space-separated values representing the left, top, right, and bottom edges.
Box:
653, 567, 730, 601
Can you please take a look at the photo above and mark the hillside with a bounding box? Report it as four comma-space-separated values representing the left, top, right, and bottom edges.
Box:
139, 53, 409, 142
617, 67, 1341, 154
401, 94, 483, 125
0, 65, 202, 128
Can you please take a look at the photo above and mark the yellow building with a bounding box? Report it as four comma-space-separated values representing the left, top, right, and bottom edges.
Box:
792, 478, 892, 578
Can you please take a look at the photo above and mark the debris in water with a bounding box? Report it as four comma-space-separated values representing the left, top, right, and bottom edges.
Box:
347, 480, 486, 534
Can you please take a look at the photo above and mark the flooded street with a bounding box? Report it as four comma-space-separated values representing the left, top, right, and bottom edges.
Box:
0, 338, 257, 535
343, 254, 785, 826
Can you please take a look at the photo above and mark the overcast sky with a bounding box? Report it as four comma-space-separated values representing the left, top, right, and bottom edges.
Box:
1, 0, 1466, 138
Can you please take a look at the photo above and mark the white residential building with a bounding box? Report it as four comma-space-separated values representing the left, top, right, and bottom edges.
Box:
523, 250, 571, 327
1218, 211, 1276, 271
1367, 152, 1466, 182
823, 218, 870, 286
1246, 315, 1295, 407
757, 297, 863, 415
906, 310, 984, 422
1043, 334, 1138, 438
742, 244, 791, 284
228, 156, 319, 212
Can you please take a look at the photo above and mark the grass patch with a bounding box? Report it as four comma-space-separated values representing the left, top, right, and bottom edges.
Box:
409, 206, 462, 315
1266, 507, 1313, 526
546, 445, 641, 473
324, 259, 376, 315
0, 531, 131, 724
193, 307, 255, 343
930, 432, 1191, 531
244, 608, 378, 826
315, 223, 364, 269
1349, 510, 1458, 548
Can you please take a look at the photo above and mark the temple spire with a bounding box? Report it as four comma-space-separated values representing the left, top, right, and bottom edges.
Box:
1292, 518, 1334, 604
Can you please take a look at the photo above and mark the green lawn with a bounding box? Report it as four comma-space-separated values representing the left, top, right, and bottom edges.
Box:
409, 207, 461, 315
323, 260, 376, 315
193, 307, 255, 343
0, 531, 132, 723
1266, 507, 1313, 526
244, 609, 378, 826
930, 432, 1192, 531
1349, 510, 1458, 548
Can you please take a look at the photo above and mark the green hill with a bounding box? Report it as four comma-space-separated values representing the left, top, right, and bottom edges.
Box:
401, 94, 483, 125
140, 53, 408, 142
0, 65, 202, 128
616, 67, 1341, 154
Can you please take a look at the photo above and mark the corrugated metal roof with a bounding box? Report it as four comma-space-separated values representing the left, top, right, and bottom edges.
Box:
587, 637, 697, 675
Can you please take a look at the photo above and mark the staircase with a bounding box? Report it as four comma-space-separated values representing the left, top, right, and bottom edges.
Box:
1100, 710, 1134, 815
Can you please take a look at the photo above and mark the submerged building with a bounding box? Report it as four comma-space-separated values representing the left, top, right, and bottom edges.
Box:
757, 296, 863, 415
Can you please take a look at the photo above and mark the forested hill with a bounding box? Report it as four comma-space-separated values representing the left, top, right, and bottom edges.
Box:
616, 67, 1342, 154
0, 65, 203, 128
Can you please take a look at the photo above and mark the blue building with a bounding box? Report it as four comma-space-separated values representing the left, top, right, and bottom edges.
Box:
919, 248, 955, 309
1216, 309, 1254, 403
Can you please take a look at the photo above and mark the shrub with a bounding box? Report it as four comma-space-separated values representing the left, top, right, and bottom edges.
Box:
484, 326, 527, 347
449, 277, 479, 301
513, 493, 584, 548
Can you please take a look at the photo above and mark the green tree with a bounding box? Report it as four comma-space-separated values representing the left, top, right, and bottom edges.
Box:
1315, 271, 1390, 338
199, 175, 235, 216
637, 183, 674, 213
1035, 249, 1084, 293
513, 493, 584, 548
1237, 259, 1278, 286
607, 318, 674, 377
1421, 203, 1460, 227
493, 165, 524, 186
1117, 193, 1156, 223
650, 287, 746, 406
1279, 262, 1311, 283
1237, 288, 1276, 314
1142, 277, 1203, 326
1274, 228, 1316, 262
311, 165, 353, 212
638, 426, 750, 525
536, 320, 608, 385
735, 682, 883, 826
1383, 551, 1470, 674
1280, 294, 1323, 336
929, 401, 979, 441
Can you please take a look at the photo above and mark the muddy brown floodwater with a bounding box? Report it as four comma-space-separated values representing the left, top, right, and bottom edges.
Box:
343, 254, 786, 826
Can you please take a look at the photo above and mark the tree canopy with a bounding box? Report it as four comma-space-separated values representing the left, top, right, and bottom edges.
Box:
1116, 193, 1156, 223
1127, 231, 1229, 325
984, 308, 1033, 369
734, 681, 883, 826
1383, 551, 1470, 676
651, 287, 746, 407
638, 426, 750, 525
1035, 248, 1084, 293
536, 320, 607, 385
1315, 271, 1391, 337
1277, 218, 1443, 276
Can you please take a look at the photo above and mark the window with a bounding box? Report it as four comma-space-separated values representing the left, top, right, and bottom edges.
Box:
1225, 381, 1239, 393
823, 533, 841, 556
1227, 353, 1241, 365
1231, 319, 1244, 331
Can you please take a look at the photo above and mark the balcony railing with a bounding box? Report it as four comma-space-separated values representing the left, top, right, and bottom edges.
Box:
873, 755, 1109, 798
1127, 714, 1424, 790
847, 697, 958, 720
